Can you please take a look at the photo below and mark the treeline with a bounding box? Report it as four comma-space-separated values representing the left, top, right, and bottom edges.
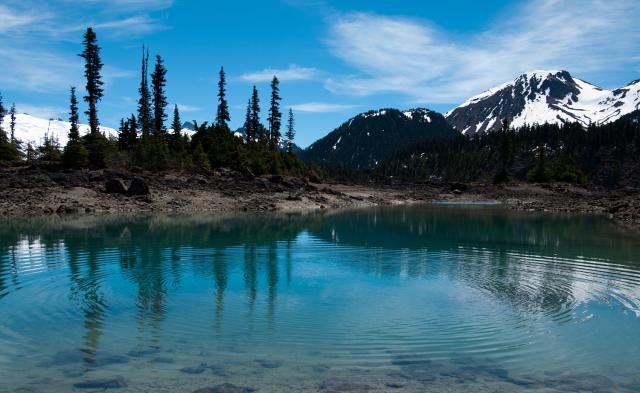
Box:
375, 114, 640, 187
0, 28, 303, 176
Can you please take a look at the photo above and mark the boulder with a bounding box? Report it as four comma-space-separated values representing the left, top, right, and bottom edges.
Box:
105, 179, 127, 194
128, 178, 150, 196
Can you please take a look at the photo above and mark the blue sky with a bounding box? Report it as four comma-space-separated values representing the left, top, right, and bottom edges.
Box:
1, 0, 639, 147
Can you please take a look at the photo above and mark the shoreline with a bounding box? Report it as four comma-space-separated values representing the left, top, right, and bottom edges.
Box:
0, 166, 638, 231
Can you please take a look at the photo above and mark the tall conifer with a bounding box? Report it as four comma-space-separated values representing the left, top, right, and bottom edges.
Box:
267, 76, 282, 151
62, 86, 89, 169
151, 54, 168, 134
138, 46, 152, 138
244, 99, 253, 143
216, 67, 230, 129
68, 87, 80, 143
172, 104, 181, 137
0, 93, 6, 144
286, 108, 295, 153
79, 27, 104, 134
250, 86, 263, 144
9, 104, 16, 143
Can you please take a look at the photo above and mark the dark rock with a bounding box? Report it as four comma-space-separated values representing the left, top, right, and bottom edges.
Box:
105, 179, 127, 194
181, 363, 207, 374
193, 383, 257, 393
90, 354, 129, 367
269, 175, 284, 184
43, 350, 84, 366
62, 368, 86, 378
73, 376, 127, 389
149, 357, 174, 364
207, 364, 227, 376
56, 205, 81, 215
384, 382, 406, 388
308, 171, 321, 184
128, 178, 150, 196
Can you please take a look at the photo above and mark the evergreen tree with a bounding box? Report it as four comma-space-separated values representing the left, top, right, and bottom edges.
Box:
39, 132, 62, 162
138, 46, 153, 138
172, 104, 181, 137
0, 93, 18, 161
118, 118, 129, 150
285, 108, 295, 153
9, 103, 16, 143
25, 142, 36, 163
216, 67, 230, 129
127, 114, 138, 149
192, 143, 211, 170
494, 118, 514, 184
68, 87, 80, 143
151, 54, 168, 134
63, 86, 88, 168
78, 27, 104, 134
171, 104, 185, 153
267, 76, 282, 151
528, 143, 553, 183
0, 92, 6, 144
250, 86, 263, 144
244, 99, 253, 143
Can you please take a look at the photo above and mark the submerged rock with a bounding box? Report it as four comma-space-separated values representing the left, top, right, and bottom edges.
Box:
193, 383, 257, 393
319, 378, 372, 392
180, 363, 207, 374
254, 359, 283, 369
149, 357, 174, 364
73, 376, 127, 389
90, 354, 129, 367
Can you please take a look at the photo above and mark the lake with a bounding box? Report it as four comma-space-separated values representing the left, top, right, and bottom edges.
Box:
1, 205, 639, 392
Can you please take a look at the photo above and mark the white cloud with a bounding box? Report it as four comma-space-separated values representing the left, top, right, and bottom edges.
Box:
15, 104, 67, 119
176, 103, 202, 113
0, 5, 47, 33
326, 0, 640, 104
290, 102, 359, 113
240, 64, 319, 82
90, 15, 169, 35
0, 48, 82, 93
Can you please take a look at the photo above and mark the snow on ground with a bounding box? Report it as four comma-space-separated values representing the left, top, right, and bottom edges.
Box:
2, 113, 118, 147
2, 113, 198, 147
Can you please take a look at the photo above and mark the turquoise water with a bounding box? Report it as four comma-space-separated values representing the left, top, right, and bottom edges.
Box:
1, 205, 639, 392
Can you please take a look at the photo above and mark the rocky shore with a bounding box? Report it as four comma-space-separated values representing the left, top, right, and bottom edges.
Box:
0, 166, 638, 230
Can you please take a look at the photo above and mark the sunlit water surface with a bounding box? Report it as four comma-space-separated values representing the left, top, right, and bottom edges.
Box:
1, 205, 639, 392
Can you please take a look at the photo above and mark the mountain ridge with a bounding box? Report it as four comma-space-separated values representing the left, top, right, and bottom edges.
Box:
445, 70, 640, 134
302, 108, 456, 169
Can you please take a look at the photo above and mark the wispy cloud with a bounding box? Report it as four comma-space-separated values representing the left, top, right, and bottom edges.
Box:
290, 102, 359, 113
176, 103, 202, 113
240, 64, 319, 82
325, 0, 640, 104
0, 5, 48, 33
0, 0, 171, 93
16, 103, 67, 119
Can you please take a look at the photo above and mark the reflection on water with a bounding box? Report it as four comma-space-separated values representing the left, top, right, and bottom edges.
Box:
0, 205, 639, 392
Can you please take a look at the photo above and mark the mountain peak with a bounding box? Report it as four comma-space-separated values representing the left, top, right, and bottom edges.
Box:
445, 70, 639, 134
303, 107, 455, 170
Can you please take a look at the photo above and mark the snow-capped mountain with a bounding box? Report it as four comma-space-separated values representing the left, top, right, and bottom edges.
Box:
302, 108, 456, 169
2, 113, 118, 147
445, 70, 640, 135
